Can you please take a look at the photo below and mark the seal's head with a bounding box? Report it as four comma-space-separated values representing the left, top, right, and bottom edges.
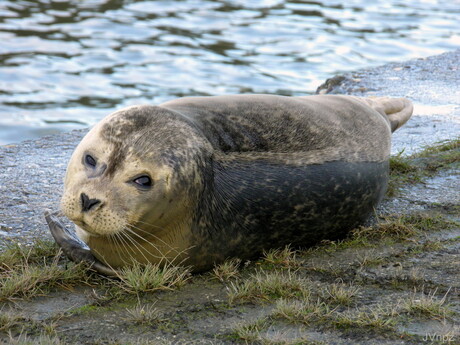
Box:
60, 105, 211, 267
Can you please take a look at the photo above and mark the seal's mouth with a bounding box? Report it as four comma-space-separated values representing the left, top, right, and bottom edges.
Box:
44, 211, 118, 276
73, 220, 104, 238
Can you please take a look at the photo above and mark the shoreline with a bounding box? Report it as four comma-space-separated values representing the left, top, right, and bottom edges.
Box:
1, 49, 459, 247
317, 48, 460, 155
0, 50, 459, 345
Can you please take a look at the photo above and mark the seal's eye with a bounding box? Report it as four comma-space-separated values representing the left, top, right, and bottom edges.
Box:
133, 175, 152, 188
85, 154, 97, 168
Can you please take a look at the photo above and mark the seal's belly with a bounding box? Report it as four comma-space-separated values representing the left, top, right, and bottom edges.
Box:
192, 159, 388, 268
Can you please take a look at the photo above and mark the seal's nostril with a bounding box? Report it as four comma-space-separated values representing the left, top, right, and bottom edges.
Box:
80, 193, 101, 212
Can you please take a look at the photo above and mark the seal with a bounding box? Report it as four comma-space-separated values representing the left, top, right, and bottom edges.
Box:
46, 94, 413, 274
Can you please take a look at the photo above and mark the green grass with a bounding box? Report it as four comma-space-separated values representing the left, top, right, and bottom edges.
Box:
263, 245, 300, 268
355, 251, 386, 268
125, 303, 166, 325
402, 289, 453, 319
321, 282, 361, 306
271, 298, 332, 325
417, 139, 460, 155
303, 212, 454, 260
0, 239, 88, 301
232, 317, 269, 343
388, 138, 459, 196
212, 258, 241, 282
228, 269, 311, 305
231, 317, 319, 345
0, 310, 22, 332
0, 258, 87, 301
116, 262, 191, 294
352, 213, 458, 242
6, 333, 63, 345
333, 304, 399, 333
399, 213, 459, 232
0, 236, 192, 302
0, 240, 59, 271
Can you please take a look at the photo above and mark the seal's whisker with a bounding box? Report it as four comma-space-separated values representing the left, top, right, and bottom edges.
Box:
120, 234, 143, 266
118, 230, 149, 263
112, 232, 134, 266
123, 228, 163, 253
123, 227, 174, 261
121, 227, 165, 263
89, 245, 109, 267
125, 225, 194, 264
107, 234, 124, 263
127, 222, 179, 252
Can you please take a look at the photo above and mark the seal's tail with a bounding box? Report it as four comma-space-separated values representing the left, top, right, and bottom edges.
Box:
362, 97, 413, 132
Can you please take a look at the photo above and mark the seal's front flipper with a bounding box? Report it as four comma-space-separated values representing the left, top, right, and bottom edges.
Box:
44, 211, 118, 276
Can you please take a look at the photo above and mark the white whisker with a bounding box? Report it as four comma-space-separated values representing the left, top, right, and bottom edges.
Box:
123, 227, 173, 261
124, 225, 194, 264
127, 221, 178, 252
111, 232, 133, 266
121, 227, 165, 263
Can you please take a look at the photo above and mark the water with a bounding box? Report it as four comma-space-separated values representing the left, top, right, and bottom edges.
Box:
0, 0, 459, 145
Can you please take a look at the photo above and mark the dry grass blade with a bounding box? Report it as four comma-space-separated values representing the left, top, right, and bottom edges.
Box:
0, 255, 87, 301
227, 269, 310, 304
402, 288, 453, 319
272, 298, 332, 325
0, 310, 22, 332
116, 262, 191, 294
212, 258, 241, 282
125, 302, 166, 325
263, 245, 300, 268
0, 240, 59, 272
321, 282, 361, 306
7, 332, 63, 345
232, 317, 269, 343
334, 306, 397, 332
353, 221, 416, 241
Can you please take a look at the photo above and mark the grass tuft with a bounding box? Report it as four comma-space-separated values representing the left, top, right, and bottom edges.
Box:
353, 217, 416, 241
402, 288, 452, 319
355, 251, 386, 268
7, 333, 63, 345
125, 303, 166, 325
0, 240, 59, 272
116, 262, 191, 294
227, 269, 310, 305
390, 154, 418, 174
0, 257, 87, 301
388, 137, 459, 196
321, 282, 361, 306
333, 306, 397, 332
418, 139, 460, 155
0, 310, 22, 332
212, 258, 241, 282
272, 298, 332, 325
399, 213, 459, 232
263, 245, 300, 268
352, 213, 458, 242
232, 318, 269, 343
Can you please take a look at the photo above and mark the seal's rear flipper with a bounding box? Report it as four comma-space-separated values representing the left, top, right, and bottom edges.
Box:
44, 211, 118, 276
363, 97, 413, 132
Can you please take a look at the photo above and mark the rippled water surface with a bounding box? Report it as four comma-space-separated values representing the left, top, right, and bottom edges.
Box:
1, 0, 459, 144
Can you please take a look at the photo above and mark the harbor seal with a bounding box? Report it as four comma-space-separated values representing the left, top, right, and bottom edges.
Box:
46, 94, 413, 274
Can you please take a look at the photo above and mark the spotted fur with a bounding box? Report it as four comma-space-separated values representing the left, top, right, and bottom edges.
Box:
59, 94, 412, 271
